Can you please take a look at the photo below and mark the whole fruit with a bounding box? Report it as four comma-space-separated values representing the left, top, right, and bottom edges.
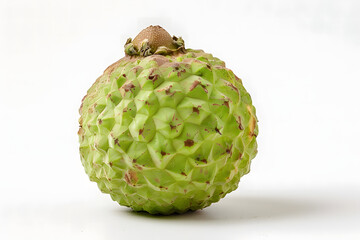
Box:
78, 26, 258, 215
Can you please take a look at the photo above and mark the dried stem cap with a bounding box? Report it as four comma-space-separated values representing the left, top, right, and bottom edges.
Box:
124, 25, 185, 57
133, 25, 175, 51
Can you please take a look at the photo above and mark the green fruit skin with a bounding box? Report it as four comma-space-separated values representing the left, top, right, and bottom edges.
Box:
78, 49, 258, 215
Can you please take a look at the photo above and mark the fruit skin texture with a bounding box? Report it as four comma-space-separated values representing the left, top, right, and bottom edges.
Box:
78, 49, 258, 215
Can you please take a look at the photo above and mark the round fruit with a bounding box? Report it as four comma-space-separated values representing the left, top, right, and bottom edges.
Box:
78, 25, 258, 215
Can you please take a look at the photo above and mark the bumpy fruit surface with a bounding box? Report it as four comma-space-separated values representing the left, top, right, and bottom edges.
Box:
78, 26, 258, 214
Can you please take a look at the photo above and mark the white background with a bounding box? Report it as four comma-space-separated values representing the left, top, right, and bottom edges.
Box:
1, 0, 359, 239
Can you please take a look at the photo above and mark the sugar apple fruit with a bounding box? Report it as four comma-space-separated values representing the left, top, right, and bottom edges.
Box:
78, 25, 258, 215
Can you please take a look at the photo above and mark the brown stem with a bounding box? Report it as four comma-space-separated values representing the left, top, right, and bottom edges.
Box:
124, 25, 185, 57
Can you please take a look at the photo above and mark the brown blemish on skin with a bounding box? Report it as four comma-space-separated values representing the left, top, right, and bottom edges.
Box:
215, 127, 221, 135
109, 162, 113, 167
148, 74, 159, 83
160, 151, 167, 156
124, 170, 138, 185
189, 80, 200, 91
234, 75, 241, 82
181, 172, 187, 176
149, 68, 155, 75
224, 100, 229, 108
177, 69, 186, 77
184, 189, 187, 193
226, 148, 231, 154
165, 86, 173, 95
163, 62, 189, 74
250, 122, 257, 137
225, 145, 233, 157
149, 55, 170, 66
189, 80, 208, 93
227, 82, 238, 92
77, 127, 83, 135
173, 63, 180, 70
135, 165, 143, 170
202, 86, 208, 93
155, 178, 160, 183
98, 119, 102, 125
170, 124, 176, 130
184, 139, 194, 147
157, 85, 173, 96
206, 181, 210, 184
247, 105, 257, 137
123, 82, 135, 92
123, 107, 127, 112
131, 66, 142, 74
139, 128, 144, 136
200, 159, 207, 164
79, 95, 87, 114
237, 116, 244, 130
183, 58, 202, 65
132, 159, 137, 163
192, 107, 200, 114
